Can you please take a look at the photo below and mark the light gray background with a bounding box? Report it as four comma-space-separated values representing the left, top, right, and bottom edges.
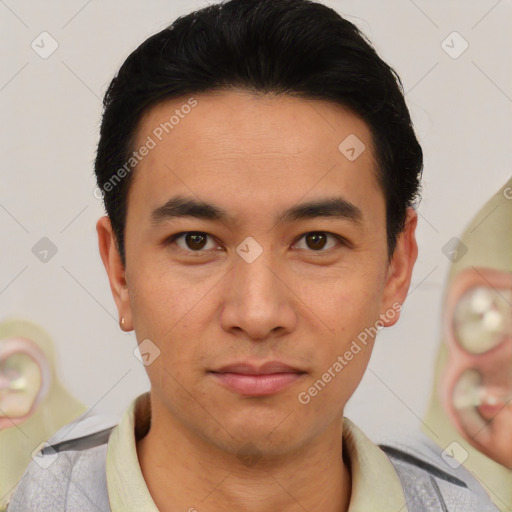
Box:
1, 0, 511, 443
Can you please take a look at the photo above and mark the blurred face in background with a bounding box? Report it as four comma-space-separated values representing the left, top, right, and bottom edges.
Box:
441, 267, 512, 468
0, 337, 48, 430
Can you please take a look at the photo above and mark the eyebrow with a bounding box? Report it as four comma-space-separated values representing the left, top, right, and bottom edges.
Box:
150, 194, 363, 227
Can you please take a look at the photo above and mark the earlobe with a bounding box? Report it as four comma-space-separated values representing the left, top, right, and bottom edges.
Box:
380, 207, 418, 327
96, 216, 133, 331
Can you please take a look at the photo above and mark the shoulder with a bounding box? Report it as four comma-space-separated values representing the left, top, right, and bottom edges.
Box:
7, 412, 119, 512
379, 434, 499, 512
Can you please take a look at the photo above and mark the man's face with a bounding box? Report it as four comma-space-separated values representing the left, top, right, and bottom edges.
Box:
99, 90, 415, 458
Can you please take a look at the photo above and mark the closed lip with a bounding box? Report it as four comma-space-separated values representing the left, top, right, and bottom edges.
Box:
210, 361, 305, 375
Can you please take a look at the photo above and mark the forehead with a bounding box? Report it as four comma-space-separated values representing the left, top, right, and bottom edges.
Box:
135, 89, 373, 156
127, 90, 381, 221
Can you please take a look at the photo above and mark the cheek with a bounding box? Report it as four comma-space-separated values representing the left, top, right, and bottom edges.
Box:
296, 342, 374, 430
127, 279, 200, 391
128, 261, 211, 337
301, 291, 379, 406
325, 284, 383, 342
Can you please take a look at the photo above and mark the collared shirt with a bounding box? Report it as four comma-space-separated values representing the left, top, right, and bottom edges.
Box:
106, 392, 407, 512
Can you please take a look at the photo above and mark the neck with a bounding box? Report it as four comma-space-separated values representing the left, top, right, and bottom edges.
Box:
136, 397, 351, 512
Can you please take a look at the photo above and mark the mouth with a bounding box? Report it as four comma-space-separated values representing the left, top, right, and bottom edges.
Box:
208, 361, 306, 396
455, 384, 512, 420
476, 403, 505, 420
475, 389, 512, 420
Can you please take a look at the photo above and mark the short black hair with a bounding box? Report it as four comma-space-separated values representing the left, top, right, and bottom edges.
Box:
94, 0, 423, 266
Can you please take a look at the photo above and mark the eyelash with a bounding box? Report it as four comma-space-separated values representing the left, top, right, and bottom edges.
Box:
164, 231, 348, 256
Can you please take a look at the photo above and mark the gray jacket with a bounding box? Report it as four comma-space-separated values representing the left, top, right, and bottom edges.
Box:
7, 416, 499, 512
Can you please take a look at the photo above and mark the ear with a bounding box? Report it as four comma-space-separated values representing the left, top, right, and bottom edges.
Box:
96, 216, 133, 331
380, 207, 418, 327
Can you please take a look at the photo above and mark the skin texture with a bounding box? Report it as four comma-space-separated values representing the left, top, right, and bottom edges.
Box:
97, 90, 418, 512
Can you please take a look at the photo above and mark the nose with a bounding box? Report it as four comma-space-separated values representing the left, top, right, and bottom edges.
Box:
219, 247, 297, 341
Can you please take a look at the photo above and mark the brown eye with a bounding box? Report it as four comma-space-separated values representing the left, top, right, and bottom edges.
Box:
168, 232, 217, 253
306, 233, 327, 250
183, 232, 208, 251
294, 232, 342, 252
166, 230, 345, 256
453, 286, 512, 354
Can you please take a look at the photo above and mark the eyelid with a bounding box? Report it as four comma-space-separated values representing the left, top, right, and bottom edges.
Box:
165, 231, 222, 255
165, 231, 349, 254
292, 231, 348, 252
